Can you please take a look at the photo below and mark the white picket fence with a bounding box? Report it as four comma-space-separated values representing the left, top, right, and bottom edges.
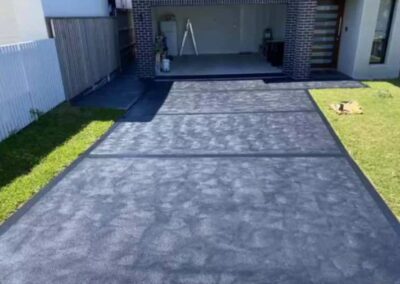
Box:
0, 39, 65, 142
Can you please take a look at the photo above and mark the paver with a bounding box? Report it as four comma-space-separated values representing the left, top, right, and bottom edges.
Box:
0, 80, 399, 284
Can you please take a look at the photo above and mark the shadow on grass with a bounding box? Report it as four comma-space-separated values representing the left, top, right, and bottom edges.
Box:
0, 103, 122, 190
387, 79, 400, 88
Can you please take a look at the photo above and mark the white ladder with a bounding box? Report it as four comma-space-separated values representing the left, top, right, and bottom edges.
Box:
179, 19, 199, 56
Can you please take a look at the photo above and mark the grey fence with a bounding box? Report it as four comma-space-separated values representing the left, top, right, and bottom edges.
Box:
48, 17, 120, 100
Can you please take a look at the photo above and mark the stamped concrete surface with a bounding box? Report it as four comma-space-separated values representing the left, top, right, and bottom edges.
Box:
0, 80, 399, 284
146, 89, 315, 114
92, 113, 339, 156
92, 87, 338, 156
169, 80, 364, 92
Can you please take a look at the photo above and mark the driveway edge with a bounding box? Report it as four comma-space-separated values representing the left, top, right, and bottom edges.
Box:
0, 112, 127, 236
305, 90, 400, 236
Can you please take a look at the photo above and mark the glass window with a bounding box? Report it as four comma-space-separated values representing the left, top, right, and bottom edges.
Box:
370, 0, 396, 64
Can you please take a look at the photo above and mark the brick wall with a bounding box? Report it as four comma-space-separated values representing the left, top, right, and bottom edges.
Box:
132, 0, 317, 79
286, 0, 317, 80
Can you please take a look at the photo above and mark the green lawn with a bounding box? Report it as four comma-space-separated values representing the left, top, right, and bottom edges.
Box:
311, 81, 400, 219
0, 104, 122, 224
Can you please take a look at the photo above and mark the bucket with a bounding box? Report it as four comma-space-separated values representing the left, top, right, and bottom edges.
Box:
161, 59, 170, 72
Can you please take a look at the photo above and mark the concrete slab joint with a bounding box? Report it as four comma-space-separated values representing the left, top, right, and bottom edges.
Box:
132, 0, 317, 79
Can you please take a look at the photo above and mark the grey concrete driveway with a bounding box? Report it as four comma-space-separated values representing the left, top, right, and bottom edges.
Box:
1, 80, 400, 284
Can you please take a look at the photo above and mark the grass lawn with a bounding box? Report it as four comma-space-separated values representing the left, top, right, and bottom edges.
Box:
0, 104, 122, 224
310, 81, 400, 219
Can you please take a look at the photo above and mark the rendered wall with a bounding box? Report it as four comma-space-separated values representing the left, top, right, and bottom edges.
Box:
0, 1, 20, 44
41, 0, 109, 17
337, 0, 361, 77
338, 0, 400, 79
0, 0, 48, 45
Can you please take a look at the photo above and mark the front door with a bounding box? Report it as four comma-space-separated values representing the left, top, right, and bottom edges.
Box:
311, 0, 345, 68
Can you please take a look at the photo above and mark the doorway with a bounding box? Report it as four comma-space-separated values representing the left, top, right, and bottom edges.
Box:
312, 0, 345, 69
152, 4, 287, 78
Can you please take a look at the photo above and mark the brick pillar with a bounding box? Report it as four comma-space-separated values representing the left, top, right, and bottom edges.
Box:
283, 1, 296, 75
132, 0, 154, 78
284, 0, 317, 80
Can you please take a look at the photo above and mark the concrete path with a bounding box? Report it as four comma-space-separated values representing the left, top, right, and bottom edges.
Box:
72, 65, 147, 110
1, 80, 400, 284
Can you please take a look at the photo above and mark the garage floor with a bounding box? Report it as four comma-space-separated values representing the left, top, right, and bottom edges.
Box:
1, 80, 400, 283
156, 54, 283, 77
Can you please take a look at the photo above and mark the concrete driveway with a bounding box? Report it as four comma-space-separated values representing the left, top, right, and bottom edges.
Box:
1, 80, 400, 284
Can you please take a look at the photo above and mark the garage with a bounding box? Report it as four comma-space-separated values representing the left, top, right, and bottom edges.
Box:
152, 4, 287, 78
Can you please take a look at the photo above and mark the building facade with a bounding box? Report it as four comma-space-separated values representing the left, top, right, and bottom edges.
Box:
132, 0, 400, 80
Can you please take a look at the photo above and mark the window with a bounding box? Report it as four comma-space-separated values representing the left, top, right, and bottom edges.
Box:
370, 0, 396, 64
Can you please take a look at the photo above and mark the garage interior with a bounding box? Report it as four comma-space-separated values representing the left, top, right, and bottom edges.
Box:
152, 4, 287, 77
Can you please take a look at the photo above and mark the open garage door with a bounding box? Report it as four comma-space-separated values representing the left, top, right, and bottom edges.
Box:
152, 4, 287, 78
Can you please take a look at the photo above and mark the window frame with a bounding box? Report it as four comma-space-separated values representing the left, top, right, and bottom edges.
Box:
370, 0, 397, 65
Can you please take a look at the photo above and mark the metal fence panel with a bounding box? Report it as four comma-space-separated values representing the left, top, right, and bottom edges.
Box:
0, 39, 65, 142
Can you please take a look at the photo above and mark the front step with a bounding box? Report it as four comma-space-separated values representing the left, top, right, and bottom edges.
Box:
155, 72, 289, 82
169, 79, 365, 93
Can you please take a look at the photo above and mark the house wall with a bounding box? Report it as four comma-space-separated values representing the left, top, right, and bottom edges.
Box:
0, 0, 48, 45
338, 0, 400, 79
41, 0, 109, 17
337, 0, 361, 76
153, 5, 286, 55
0, 1, 20, 44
